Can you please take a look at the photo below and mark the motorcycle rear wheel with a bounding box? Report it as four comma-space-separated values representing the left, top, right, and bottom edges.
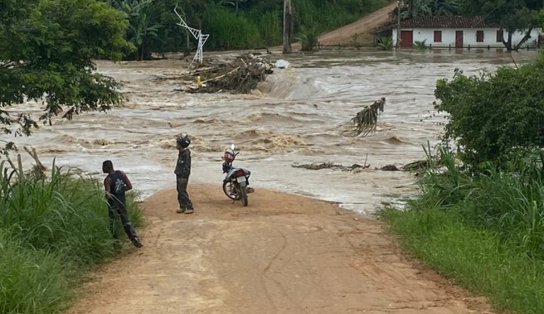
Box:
223, 181, 241, 200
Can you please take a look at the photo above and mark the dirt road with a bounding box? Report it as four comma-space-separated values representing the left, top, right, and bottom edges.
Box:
68, 185, 492, 313
319, 2, 397, 46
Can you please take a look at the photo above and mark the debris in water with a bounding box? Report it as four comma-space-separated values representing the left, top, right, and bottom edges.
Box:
292, 162, 370, 172
180, 53, 274, 94
351, 97, 385, 137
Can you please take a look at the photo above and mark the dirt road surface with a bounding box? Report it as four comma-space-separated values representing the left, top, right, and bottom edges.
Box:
68, 185, 493, 314
319, 2, 397, 46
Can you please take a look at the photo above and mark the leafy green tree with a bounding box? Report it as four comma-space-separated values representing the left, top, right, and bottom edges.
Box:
215, 0, 249, 12
108, 0, 160, 60
434, 52, 544, 169
458, 0, 543, 50
403, 0, 463, 18
102, 0, 390, 51
0, 0, 132, 143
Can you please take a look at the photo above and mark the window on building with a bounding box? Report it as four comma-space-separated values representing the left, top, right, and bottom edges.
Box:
476, 30, 484, 42
496, 30, 503, 42
434, 30, 442, 43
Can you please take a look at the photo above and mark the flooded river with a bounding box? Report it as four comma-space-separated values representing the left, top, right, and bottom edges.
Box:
5, 49, 538, 215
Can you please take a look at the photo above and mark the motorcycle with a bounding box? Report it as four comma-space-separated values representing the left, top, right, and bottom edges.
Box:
222, 144, 253, 206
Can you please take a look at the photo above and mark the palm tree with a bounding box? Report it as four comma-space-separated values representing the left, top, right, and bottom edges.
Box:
109, 0, 161, 60
129, 11, 160, 60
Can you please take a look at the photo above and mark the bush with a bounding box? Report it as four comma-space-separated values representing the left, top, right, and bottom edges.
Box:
414, 39, 428, 49
381, 43, 544, 314
434, 51, 544, 170
296, 25, 319, 51
377, 36, 393, 50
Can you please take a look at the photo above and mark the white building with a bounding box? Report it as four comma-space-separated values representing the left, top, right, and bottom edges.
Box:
391, 16, 541, 49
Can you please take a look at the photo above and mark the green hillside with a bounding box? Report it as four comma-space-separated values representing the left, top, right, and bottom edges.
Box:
102, 0, 390, 58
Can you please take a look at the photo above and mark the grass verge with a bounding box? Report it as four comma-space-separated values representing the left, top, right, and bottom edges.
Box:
381, 208, 544, 314
0, 163, 143, 313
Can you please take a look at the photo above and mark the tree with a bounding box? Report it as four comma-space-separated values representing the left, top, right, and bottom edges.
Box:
460, 0, 542, 51
434, 52, 544, 169
0, 0, 132, 146
109, 0, 161, 60
215, 0, 249, 13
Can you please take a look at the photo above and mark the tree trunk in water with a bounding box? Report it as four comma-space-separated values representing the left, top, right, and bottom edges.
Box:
501, 29, 513, 51
507, 32, 513, 51
514, 27, 534, 51
283, 0, 293, 54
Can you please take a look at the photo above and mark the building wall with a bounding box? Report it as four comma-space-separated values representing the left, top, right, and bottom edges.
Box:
392, 27, 541, 48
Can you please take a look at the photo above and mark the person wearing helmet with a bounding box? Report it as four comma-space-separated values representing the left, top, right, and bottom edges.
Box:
222, 146, 236, 173
174, 133, 194, 214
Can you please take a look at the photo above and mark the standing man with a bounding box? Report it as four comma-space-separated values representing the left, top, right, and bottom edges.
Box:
175, 133, 194, 214
103, 160, 143, 248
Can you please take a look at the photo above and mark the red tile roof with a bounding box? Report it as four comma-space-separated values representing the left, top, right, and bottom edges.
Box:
400, 16, 498, 28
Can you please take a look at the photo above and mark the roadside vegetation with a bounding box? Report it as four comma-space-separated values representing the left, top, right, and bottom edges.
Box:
104, 0, 390, 57
381, 52, 544, 314
0, 162, 142, 313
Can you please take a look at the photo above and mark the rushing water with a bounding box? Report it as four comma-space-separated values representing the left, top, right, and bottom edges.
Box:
4, 49, 538, 215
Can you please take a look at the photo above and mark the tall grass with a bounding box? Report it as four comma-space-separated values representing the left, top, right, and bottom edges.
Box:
381, 149, 544, 314
257, 11, 282, 46
382, 208, 544, 314
0, 230, 69, 314
206, 5, 262, 50
200, 0, 390, 49
0, 161, 142, 313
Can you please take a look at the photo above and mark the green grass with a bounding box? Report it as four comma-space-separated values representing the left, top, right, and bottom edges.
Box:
0, 230, 69, 314
0, 162, 143, 313
382, 208, 544, 314
380, 149, 544, 314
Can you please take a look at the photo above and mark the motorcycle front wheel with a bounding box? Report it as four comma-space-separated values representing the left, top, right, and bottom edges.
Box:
240, 185, 248, 207
223, 180, 241, 200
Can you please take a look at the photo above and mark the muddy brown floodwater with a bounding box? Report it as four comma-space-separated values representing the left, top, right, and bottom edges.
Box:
8, 49, 537, 215
4, 49, 537, 314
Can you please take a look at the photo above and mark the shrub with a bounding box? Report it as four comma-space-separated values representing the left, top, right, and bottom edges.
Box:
377, 36, 393, 50
296, 25, 319, 51
414, 39, 428, 50
434, 51, 544, 170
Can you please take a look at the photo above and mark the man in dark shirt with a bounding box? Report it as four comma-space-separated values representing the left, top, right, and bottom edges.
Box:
175, 134, 194, 214
103, 160, 143, 248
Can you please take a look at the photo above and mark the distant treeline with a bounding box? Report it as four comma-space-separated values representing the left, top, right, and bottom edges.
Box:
101, 0, 390, 58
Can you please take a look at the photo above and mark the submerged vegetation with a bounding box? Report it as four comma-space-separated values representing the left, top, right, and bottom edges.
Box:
0, 161, 142, 313
382, 52, 544, 314
376, 36, 393, 50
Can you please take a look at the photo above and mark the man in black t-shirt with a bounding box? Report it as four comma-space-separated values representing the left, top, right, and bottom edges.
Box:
103, 160, 142, 248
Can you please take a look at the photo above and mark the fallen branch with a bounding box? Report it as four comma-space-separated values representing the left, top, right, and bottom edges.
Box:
352, 97, 385, 136
1, 147, 48, 182
292, 162, 370, 172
